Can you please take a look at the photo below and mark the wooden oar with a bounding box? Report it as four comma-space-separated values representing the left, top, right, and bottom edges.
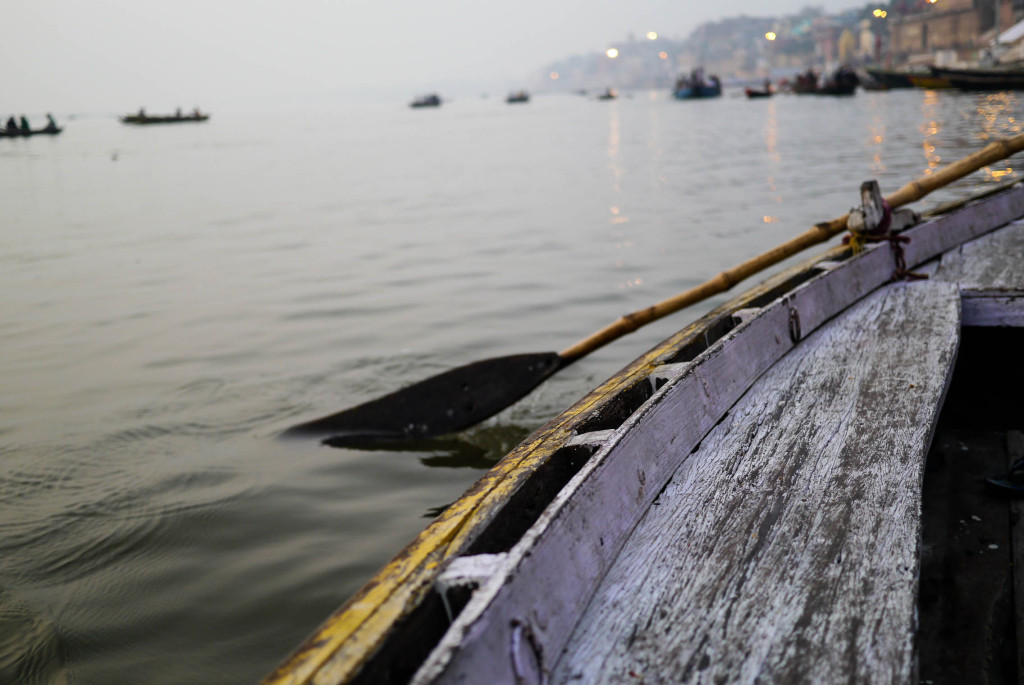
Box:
285, 134, 1024, 444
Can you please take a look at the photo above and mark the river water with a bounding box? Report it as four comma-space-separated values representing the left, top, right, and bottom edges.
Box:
2, 87, 1021, 684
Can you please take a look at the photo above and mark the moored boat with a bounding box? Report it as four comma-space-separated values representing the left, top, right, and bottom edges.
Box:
931, 65, 1024, 90
506, 90, 529, 104
744, 86, 772, 98
865, 67, 916, 88
265, 140, 1024, 684
596, 88, 617, 100
908, 73, 953, 89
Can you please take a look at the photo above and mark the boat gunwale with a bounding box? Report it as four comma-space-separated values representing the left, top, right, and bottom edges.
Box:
264, 180, 1024, 685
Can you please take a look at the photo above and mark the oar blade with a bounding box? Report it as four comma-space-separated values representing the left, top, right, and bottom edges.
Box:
283, 352, 564, 444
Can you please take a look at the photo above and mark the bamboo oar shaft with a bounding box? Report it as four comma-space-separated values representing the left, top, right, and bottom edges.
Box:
559, 133, 1024, 362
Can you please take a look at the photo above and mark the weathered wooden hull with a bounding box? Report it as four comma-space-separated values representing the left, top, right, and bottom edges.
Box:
265, 182, 1024, 684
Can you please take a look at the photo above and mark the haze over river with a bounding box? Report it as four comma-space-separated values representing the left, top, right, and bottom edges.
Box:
2, 88, 1020, 683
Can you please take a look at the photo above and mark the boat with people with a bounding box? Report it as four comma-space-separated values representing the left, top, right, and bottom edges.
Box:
793, 66, 859, 95
120, 108, 209, 124
409, 94, 442, 108
596, 87, 617, 100
506, 90, 529, 104
930, 65, 1024, 90
744, 79, 773, 98
265, 133, 1024, 683
1, 113, 62, 138
0, 126, 62, 138
673, 68, 722, 99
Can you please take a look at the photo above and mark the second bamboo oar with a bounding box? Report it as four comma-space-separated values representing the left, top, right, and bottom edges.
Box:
285, 133, 1024, 444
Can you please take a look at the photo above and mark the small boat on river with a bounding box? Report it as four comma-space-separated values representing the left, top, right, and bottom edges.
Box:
120, 110, 209, 125
265, 140, 1024, 684
673, 68, 722, 99
506, 90, 529, 104
2, 114, 63, 138
794, 66, 859, 95
596, 88, 617, 101
0, 126, 62, 138
410, 94, 442, 108
744, 82, 773, 98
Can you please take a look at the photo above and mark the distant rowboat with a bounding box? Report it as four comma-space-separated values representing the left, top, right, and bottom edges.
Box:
0, 127, 62, 138
410, 94, 441, 108
673, 70, 722, 99
120, 112, 209, 125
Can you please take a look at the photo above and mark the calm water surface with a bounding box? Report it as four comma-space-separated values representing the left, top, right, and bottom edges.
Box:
2, 89, 1022, 683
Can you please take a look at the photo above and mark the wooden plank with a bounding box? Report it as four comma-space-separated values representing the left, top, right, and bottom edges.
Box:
962, 292, 1024, 327
931, 217, 1024, 326
551, 280, 961, 684
932, 218, 1024, 290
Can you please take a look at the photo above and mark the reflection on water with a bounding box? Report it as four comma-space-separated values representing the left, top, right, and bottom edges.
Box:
762, 99, 782, 222
3, 89, 1024, 684
976, 92, 1021, 181
921, 89, 943, 174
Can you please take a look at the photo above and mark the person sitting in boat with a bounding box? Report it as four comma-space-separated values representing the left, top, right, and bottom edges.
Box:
19, 116, 31, 133
175, 107, 182, 119
44, 113, 58, 132
192, 107, 201, 118
138, 107, 146, 119
5, 116, 18, 134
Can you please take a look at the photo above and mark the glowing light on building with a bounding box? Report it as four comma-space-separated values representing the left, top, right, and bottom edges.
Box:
873, 9, 888, 17
659, 51, 668, 60
765, 32, 777, 41
550, 71, 559, 80
646, 32, 658, 40
606, 48, 619, 58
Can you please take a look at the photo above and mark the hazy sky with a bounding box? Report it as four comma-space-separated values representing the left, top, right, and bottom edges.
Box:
4, 1, 860, 112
